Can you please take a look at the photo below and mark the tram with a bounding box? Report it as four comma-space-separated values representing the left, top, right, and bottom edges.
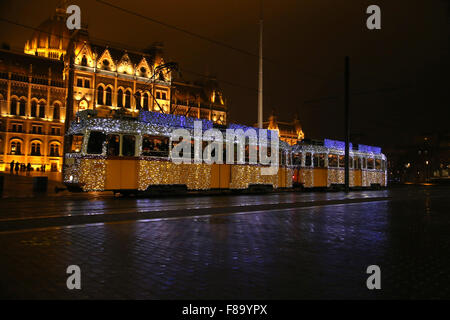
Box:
292, 139, 387, 189
63, 110, 293, 194
63, 110, 387, 194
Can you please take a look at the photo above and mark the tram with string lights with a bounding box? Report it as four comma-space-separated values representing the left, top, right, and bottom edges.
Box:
291, 139, 387, 189
63, 109, 293, 194
63, 110, 386, 195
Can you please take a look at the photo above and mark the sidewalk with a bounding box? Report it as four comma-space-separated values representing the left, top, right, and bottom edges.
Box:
0, 171, 68, 198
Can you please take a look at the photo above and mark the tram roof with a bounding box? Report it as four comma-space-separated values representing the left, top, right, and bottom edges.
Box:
68, 110, 289, 149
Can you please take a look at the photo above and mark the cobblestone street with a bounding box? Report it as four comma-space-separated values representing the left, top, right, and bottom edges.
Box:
0, 186, 449, 299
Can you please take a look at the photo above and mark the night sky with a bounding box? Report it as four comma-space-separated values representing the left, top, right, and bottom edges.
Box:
0, 0, 449, 149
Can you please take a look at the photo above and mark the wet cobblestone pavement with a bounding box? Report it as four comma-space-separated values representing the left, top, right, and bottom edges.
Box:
0, 186, 449, 299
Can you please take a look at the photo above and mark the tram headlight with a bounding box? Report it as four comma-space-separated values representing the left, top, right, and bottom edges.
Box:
69, 175, 74, 182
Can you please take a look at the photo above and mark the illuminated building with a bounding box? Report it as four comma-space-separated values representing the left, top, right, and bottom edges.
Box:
256, 111, 305, 146
0, 49, 65, 172
0, 4, 227, 172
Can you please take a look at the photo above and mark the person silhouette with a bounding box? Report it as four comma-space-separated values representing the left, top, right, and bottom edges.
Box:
10, 160, 14, 173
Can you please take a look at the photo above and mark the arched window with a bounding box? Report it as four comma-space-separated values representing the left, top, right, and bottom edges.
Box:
38, 102, 46, 118
125, 90, 131, 108
53, 103, 60, 120
19, 99, 26, 116
50, 143, 60, 157
10, 141, 21, 155
10, 98, 17, 115
81, 55, 88, 66
143, 93, 149, 111
31, 141, 41, 156
97, 86, 104, 105
105, 87, 112, 106
79, 100, 88, 110
117, 89, 123, 108
31, 101, 37, 117
135, 92, 141, 110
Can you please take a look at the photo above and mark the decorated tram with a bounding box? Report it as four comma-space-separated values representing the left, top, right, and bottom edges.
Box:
63, 110, 293, 194
292, 139, 387, 189
63, 110, 387, 194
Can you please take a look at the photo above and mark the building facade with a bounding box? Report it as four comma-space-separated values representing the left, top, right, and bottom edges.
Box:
0, 5, 227, 172
0, 49, 66, 172
256, 111, 305, 146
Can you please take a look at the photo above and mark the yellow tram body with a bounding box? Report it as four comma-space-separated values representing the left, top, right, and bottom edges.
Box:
64, 111, 293, 193
291, 140, 387, 189
64, 111, 386, 194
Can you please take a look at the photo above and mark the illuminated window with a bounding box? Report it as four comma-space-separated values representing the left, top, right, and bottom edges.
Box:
70, 134, 83, 153
31, 142, 41, 156
328, 154, 338, 168
142, 135, 169, 157
338, 155, 345, 167
10, 141, 22, 155
79, 100, 88, 110
50, 143, 60, 157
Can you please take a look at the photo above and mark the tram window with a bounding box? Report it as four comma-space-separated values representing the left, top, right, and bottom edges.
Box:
305, 152, 312, 167
87, 131, 106, 154
122, 135, 136, 157
318, 154, 325, 167
382, 160, 386, 170
367, 158, 375, 170
363, 158, 367, 169
313, 154, 325, 168
328, 154, 338, 168
375, 159, 381, 170
350, 157, 354, 169
339, 155, 345, 167
70, 134, 83, 153
293, 153, 302, 166
142, 135, 169, 157
354, 156, 361, 169
106, 134, 120, 156
313, 154, 319, 167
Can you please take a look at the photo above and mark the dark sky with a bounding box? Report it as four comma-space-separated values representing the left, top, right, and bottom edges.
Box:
0, 0, 449, 149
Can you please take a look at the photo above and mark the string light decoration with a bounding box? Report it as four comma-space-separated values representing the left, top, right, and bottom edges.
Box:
292, 139, 387, 188
64, 110, 385, 192
65, 110, 290, 191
